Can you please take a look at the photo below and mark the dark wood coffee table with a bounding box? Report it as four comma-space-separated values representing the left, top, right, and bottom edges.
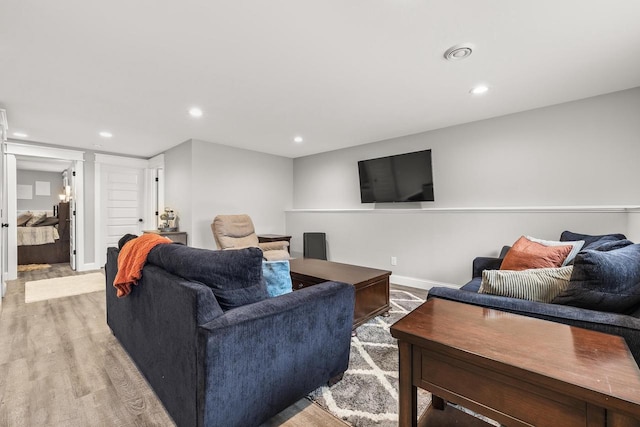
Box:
289, 258, 391, 328
390, 298, 640, 427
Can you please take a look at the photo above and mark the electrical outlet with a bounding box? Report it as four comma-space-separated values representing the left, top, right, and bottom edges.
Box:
391, 256, 397, 266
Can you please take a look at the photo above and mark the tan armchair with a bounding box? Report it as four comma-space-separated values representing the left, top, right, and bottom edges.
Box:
211, 214, 290, 261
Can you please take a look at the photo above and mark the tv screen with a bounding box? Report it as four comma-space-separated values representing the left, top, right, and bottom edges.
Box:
358, 149, 434, 203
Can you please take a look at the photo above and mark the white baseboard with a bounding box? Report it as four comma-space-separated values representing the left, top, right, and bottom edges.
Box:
390, 274, 460, 291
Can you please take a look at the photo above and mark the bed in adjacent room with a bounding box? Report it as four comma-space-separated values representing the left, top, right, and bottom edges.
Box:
17, 202, 70, 265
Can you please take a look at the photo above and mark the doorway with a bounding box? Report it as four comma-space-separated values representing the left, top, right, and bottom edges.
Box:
3, 142, 85, 281
15, 157, 74, 272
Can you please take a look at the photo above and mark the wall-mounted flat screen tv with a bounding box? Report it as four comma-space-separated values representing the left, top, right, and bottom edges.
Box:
358, 149, 434, 203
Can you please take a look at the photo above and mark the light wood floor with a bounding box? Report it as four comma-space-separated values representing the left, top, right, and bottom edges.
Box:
0, 264, 348, 427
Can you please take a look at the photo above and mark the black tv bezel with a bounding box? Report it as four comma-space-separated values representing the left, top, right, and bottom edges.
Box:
357, 149, 434, 203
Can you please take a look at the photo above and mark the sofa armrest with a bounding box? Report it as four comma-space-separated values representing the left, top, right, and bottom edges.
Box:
197, 281, 355, 427
105, 247, 224, 427
472, 257, 503, 278
427, 287, 640, 366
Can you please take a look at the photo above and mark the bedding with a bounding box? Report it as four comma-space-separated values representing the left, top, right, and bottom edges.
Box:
17, 203, 70, 265
17, 225, 60, 246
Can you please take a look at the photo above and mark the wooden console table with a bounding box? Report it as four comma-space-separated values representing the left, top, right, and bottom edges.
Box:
289, 258, 390, 328
391, 298, 640, 427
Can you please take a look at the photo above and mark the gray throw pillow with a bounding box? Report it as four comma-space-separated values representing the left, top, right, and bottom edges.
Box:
552, 240, 640, 313
480, 266, 573, 303
17, 212, 33, 226
35, 217, 59, 227
560, 230, 626, 250
25, 212, 47, 227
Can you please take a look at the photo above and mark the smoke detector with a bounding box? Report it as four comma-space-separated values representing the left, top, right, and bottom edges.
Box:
444, 44, 474, 61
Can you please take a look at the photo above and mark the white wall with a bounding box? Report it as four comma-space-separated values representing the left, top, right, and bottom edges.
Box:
288, 88, 640, 287
164, 139, 293, 250
82, 154, 96, 264
164, 140, 193, 242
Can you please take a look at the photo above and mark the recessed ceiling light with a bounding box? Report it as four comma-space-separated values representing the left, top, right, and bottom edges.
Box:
444, 44, 474, 61
13, 132, 28, 138
470, 85, 489, 95
99, 131, 113, 138
189, 107, 203, 118
94, 144, 103, 148
293, 136, 303, 143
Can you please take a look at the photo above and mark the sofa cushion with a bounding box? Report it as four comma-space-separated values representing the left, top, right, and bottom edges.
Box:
500, 236, 573, 271
560, 230, 627, 250
262, 260, 293, 297
480, 266, 573, 303
147, 245, 268, 311
525, 236, 584, 266
552, 240, 640, 313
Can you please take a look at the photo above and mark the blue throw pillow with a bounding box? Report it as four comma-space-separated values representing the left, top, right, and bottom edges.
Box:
552, 240, 640, 313
560, 230, 627, 250
262, 260, 293, 297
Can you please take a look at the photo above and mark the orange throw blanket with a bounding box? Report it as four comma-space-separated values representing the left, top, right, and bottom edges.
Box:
113, 233, 173, 298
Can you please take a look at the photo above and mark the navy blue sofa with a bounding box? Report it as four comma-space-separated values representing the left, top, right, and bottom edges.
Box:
105, 244, 355, 427
428, 252, 640, 367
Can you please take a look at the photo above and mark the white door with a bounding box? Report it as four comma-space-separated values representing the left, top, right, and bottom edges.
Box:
100, 164, 145, 264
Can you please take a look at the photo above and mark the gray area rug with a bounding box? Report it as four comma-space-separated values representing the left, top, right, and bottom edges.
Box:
309, 289, 499, 427
308, 289, 430, 427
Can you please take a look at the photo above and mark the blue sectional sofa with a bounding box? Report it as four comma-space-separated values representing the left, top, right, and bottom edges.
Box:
105, 243, 355, 427
428, 234, 640, 367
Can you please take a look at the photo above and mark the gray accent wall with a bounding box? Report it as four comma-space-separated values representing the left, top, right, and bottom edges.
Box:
164, 139, 293, 250
293, 88, 640, 210
16, 170, 63, 211
288, 88, 640, 287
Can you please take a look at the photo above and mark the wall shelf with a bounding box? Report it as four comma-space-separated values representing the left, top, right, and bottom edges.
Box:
287, 205, 640, 214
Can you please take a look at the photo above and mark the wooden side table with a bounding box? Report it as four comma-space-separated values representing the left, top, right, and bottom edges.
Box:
390, 298, 640, 427
143, 230, 188, 245
257, 234, 292, 253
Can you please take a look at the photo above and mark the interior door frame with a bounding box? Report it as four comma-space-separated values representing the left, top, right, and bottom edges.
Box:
68, 167, 76, 270
4, 142, 85, 279
0, 110, 7, 303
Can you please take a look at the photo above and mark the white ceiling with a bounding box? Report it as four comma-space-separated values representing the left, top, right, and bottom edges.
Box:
1, 1, 639, 159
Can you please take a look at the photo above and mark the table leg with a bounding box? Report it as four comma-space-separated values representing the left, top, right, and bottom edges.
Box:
432, 395, 446, 410
398, 341, 417, 427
